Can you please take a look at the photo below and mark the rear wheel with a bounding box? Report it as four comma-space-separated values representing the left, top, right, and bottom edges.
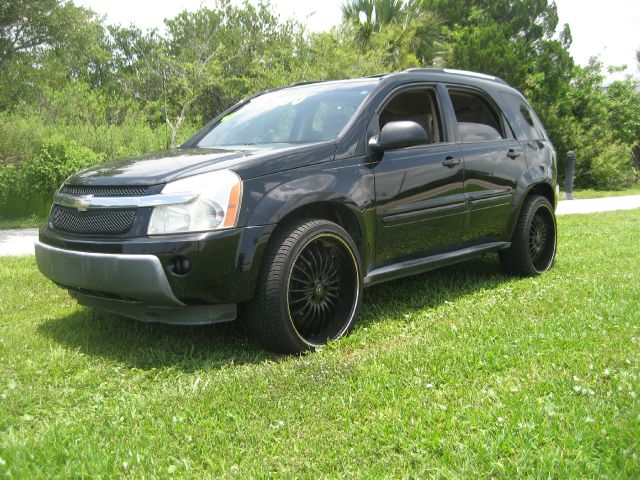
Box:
246, 219, 363, 354
499, 195, 557, 276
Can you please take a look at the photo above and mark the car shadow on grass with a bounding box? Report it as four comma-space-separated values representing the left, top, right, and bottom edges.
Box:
38, 311, 276, 371
38, 255, 508, 370
357, 256, 507, 328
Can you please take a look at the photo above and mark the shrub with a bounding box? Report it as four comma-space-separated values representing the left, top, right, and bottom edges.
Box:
22, 138, 104, 197
0, 164, 20, 209
589, 142, 637, 190
573, 128, 638, 190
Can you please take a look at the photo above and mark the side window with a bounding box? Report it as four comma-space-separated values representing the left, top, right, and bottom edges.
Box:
499, 92, 543, 141
448, 89, 504, 142
378, 89, 443, 144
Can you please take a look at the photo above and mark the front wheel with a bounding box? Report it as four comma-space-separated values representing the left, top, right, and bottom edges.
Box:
246, 219, 363, 354
499, 195, 557, 276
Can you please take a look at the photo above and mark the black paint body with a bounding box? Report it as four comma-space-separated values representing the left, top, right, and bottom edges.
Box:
40, 69, 558, 305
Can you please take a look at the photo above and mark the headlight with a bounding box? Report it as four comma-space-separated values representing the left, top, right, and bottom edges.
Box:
148, 170, 242, 235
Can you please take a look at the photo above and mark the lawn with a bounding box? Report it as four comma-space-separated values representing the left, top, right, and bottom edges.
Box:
0, 215, 47, 230
561, 184, 640, 199
1, 210, 639, 478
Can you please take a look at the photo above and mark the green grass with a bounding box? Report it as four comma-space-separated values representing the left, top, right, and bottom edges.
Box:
0, 214, 46, 230
1, 210, 639, 478
561, 184, 640, 199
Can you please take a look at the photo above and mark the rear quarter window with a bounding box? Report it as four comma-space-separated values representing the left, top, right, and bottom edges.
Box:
499, 92, 545, 141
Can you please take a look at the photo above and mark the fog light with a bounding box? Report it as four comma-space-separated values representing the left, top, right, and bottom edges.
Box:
169, 256, 191, 276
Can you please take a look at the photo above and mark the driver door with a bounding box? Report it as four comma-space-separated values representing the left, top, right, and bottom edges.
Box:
371, 86, 466, 265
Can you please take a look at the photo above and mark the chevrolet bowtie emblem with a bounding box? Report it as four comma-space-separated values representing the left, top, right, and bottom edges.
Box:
76, 194, 93, 212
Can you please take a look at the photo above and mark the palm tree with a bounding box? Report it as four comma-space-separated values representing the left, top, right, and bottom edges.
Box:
342, 0, 444, 66
341, 0, 406, 47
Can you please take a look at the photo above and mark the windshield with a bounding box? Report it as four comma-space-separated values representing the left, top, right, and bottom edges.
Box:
197, 80, 376, 148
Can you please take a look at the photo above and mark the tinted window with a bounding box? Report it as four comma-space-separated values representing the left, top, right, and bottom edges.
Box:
499, 92, 543, 141
378, 89, 443, 143
449, 90, 504, 142
197, 81, 375, 148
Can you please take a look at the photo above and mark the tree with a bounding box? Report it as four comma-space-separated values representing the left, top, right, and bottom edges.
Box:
0, 0, 108, 110
145, 1, 305, 147
0, 0, 63, 72
342, 0, 405, 47
341, 0, 444, 66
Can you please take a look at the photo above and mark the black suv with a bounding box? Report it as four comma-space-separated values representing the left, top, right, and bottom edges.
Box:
36, 68, 558, 353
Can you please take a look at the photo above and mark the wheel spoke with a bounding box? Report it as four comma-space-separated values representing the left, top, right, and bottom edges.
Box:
287, 233, 359, 344
293, 263, 313, 282
290, 295, 311, 305
290, 288, 312, 294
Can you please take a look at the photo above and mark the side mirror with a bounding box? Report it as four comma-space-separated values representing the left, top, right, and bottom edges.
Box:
369, 120, 429, 151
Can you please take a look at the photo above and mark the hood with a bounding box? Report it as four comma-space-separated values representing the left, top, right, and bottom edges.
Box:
66, 142, 337, 186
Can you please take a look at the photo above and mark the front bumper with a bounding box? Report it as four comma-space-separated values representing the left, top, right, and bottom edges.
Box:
35, 224, 275, 325
36, 240, 184, 306
35, 241, 236, 325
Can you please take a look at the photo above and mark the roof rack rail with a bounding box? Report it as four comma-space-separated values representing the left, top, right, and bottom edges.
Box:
364, 73, 388, 79
289, 79, 328, 87
403, 67, 508, 85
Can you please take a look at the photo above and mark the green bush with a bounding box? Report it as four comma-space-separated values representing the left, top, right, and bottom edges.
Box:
21, 138, 104, 199
0, 104, 196, 219
0, 109, 172, 164
1, 138, 105, 217
573, 128, 638, 190
0, 164, 19, 209
589, 142, 637, 190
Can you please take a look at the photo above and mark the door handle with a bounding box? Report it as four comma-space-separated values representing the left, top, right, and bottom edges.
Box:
507, 149, 521, 159
442, 156, 461, 168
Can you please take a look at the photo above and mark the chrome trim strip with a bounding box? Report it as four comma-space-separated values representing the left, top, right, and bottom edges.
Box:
53, 191, 198, 210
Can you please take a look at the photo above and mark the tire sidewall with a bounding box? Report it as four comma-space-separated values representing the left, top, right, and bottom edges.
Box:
274, 221, 363, 351
521, 197, 557, 275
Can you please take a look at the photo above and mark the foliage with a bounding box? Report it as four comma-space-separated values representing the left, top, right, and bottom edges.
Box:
1, 211, 640, 476
342, 0, 408, 47
1, 0, 74, 71
342, 0, 444, 67
21, 138, 103, 197
1, 137, 105, 216
0, 0, 107, 109
576, 137, 636, 190
1, 0, 639, 219
0, 163, 19, 210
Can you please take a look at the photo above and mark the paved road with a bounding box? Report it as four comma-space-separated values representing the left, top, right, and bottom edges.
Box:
0, 228, 39, 257
1, 195, 639, 256
556, 194, 640, 215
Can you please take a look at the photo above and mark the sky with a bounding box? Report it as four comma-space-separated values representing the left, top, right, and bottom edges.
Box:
77, 0, 640, 80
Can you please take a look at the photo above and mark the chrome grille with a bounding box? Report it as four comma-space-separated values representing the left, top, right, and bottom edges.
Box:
59, 185, 150, 197
50, 205, 136, 235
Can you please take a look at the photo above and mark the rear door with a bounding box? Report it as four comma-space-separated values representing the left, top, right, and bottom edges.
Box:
496, 91, 554, 182
445, 87, 527, 243
370, 85, 466, 265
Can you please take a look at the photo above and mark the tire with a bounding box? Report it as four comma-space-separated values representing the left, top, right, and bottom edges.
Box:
499, 194, 557, 277
245, 218, 363, 354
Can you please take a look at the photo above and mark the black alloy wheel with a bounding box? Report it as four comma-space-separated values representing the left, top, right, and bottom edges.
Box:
287, 234, 359, 345
246, 219, 363, 354
500, 194, 557, 276
528, 207, 555, 272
